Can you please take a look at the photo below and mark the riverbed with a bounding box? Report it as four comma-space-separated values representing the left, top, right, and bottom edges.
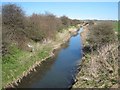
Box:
17, 28, 83, 88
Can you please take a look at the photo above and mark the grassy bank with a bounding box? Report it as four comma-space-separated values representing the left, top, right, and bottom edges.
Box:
2, 44, 52, 87
2, 3, 80, 88
2, 26, 78, 88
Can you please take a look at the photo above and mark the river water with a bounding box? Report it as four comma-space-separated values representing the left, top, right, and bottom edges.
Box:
17, 28, 83, 88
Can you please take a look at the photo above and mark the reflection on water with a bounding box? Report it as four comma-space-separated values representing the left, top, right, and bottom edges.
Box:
17, 28, 83, 88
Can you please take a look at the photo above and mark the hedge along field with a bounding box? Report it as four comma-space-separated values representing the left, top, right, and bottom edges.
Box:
2, 4, 81, 87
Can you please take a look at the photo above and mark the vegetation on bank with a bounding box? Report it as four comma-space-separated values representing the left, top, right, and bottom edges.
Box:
73, 43, 118, 88
2, 44, 52, 87
113, 21, 119, 36
115, 21, 120, 40
87, 22, 116, 49
2, 4, 80, 54
2, 4, 80, 87
73, 22, 118, 88
114, 21, 118, 31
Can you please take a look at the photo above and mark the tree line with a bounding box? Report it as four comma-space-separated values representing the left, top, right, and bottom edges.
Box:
2, 4, 80, 54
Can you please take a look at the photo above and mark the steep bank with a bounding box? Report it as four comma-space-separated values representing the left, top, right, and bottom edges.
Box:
72, 24, 118, 88
3, 26, 79, 88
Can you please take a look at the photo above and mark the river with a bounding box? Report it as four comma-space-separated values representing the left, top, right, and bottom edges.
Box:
17, 27, 83, 88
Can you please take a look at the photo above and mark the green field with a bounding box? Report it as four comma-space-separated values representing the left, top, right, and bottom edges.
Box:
114, 21, 119, 32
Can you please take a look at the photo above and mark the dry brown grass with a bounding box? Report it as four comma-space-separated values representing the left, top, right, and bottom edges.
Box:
73, 42, 118, 88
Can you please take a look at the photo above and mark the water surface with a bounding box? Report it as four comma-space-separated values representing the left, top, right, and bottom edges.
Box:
18, 28, 83, 88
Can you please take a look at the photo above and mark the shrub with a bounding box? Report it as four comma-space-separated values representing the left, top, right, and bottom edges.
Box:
71, 19, 81, 26
87, 22, 116, 47
2, 4, 27, 45
2, 3, 81, 53
60, 16, 71, 28
2, 4, 25, 30
28, 13, 58, 40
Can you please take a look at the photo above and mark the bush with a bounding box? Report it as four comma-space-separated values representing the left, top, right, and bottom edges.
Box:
2, 4, 25, 27
87, 22, 116, 47
2, 3, 81, 53
2, 4, 28, 51
25, 15, 45, 42
71, 19, 81, 26
60, 16, 71, 28
28, 13, 60, 40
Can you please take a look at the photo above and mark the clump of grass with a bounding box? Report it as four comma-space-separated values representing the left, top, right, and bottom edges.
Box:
2, 45, 22, 64
2, 45, 25, 86
84, 54, 90, 63
38, 47, 51, 59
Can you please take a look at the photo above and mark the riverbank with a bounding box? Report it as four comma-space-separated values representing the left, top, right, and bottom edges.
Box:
72, 23, 119, 88
3, 26, 79, 88
72, 43, 118, 88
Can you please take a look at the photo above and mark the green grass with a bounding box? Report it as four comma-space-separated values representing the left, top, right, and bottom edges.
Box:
2, 44, 52, 87
38, 46, 51, 59
2, 26, 75, 87
2, 45, 29, 86
114, 21, 119, 32
113, 21, 120, 40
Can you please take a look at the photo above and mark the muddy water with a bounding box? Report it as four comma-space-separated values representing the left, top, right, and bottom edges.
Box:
17, 28, 83, 88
